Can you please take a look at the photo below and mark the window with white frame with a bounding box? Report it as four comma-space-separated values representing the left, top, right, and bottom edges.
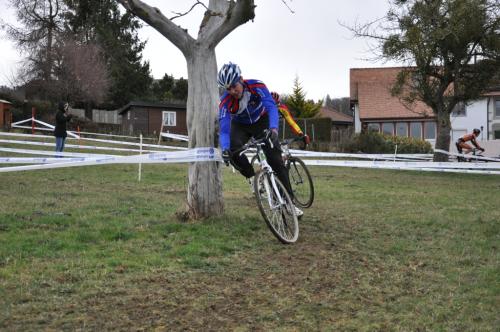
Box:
396, 122, 408, 137
367, 123, 380, 132
382, 123, 394, 135
162, 111, 176, 126
495, 98, 500, 118
451, 102, 466, 117
410, 122, 422, 138
424, 122, 436, 139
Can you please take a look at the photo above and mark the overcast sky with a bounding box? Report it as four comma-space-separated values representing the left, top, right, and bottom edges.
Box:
0, 0, 395, 100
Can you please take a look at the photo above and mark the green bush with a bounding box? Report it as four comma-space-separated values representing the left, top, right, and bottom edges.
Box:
342, 131, 433, 154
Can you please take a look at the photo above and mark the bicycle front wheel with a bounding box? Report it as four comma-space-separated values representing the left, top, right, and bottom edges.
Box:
254, 170, 299, 244
287, 157, 314, 208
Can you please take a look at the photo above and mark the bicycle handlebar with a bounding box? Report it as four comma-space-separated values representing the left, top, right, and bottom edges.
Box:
280, 136, 303, 146
232, 131, 272, 157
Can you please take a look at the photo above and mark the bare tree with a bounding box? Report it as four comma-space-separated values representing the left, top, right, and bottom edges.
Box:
55, 38, 110, 106
116, 0, 256, 219
4, 0, 66, 93
346, 0, 500, 161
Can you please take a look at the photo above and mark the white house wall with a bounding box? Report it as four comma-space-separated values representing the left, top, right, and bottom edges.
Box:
488, 96, 500, 140
450, 99, 488, 142
354, 103, 361, 133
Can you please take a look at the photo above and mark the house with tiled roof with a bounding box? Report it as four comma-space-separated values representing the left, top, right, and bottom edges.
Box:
350, 67, 500, 145
118, 100, 187, 136
315, 106, 353, 130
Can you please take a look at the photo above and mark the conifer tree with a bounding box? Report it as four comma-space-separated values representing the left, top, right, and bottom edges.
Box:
286, 76, 321, 118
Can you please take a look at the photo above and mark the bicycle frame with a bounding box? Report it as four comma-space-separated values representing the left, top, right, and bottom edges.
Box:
254, 143, 286, 208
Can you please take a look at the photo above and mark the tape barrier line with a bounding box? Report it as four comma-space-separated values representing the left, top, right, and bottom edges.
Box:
0, 131, 188, 151
11, 118, 33, 126
434, 149, 500, 162
0, 147, 221, 173
67, 135, 188, 150
301, 159, 500, 170
301, 159, 500, 175
12, 117, 153, 141
0, 139, 183, 154
2, 147, 498, 174
288, 149, 433, 160
161, 132, 189, 141
0, 147, 118, 158
0, 157, 90, 164
11, 125, 53, 132
12, 118, 81, 139
75, 130, 156, 141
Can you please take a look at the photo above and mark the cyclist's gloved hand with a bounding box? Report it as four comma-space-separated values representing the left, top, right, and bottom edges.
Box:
480, 147, 485, 152
222, 149, 231, 166
298, 134, 310, 150
269, 128, 279, 148
299, 133, 310, 145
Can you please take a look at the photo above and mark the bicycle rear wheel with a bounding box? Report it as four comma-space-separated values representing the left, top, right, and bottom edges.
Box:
253, 170, 299, 244
287, 157, 314, 208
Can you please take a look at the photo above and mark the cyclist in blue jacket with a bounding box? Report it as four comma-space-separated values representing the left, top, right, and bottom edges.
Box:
217, 62, 302, 217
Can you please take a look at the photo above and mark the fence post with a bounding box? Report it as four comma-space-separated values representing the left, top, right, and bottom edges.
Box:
138, 134, 143, 182
31, 107, 36, 134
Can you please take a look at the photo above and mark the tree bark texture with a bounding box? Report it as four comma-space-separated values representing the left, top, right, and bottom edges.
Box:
433, 109, 451, 162
185, 47, 224, 218
116, 0, 255, 218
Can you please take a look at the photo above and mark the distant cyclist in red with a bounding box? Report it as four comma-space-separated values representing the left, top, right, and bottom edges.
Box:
455, 128, 485, 156
270, 92, 310, 147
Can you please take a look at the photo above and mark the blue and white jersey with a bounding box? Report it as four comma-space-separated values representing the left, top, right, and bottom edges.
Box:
218, 79, 279, 150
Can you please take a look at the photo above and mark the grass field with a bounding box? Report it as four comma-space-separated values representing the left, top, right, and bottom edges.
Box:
0, 162, 499, 330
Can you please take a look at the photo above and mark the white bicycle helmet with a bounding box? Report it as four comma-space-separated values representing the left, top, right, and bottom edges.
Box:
217, 62, 241, 89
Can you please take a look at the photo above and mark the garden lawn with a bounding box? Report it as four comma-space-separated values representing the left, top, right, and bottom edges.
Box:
0, 163, 499, 330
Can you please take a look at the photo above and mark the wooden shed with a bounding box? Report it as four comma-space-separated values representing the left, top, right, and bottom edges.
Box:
0, 99, 13, 129
118, 100, 187, 136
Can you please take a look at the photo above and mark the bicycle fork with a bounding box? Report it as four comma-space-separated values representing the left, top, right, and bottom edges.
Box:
258, 147, 286, 210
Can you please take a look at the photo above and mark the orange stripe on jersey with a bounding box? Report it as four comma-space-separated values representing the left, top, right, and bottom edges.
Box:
279, 104, 303, 136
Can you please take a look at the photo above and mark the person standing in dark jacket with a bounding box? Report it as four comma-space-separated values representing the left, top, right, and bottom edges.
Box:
54, 101, 73, 153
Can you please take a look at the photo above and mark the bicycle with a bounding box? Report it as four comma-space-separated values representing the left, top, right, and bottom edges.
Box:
456, 147, 486, 162
234, 133, 299, 244
251, 136, 314, 208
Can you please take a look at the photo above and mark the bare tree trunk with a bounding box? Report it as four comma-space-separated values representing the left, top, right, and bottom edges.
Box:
116, 0, 255, 219
185, 46, 224, 217
433, 109, 451, 162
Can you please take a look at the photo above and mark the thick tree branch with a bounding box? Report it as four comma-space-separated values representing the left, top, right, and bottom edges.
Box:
116, 0, 195, 56
200, 0, 255, 48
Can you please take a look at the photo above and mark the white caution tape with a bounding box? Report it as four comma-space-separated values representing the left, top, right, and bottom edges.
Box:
288, 149, 433, 161
161, 132, 189, 141
0, 146, 117, 158
434, 149, 500, 162
301, 159, 500, 170
12, 118, 80, 138
67, 135, 188, 150
4, 128, 156, 142
10, 125, 53, 132
0, 131, 188, 151
301, 159, 500, 175
0, 138, 184, 154
76, 130, 157, 141
0, 157, 90, 164
0, 147, 221, 173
